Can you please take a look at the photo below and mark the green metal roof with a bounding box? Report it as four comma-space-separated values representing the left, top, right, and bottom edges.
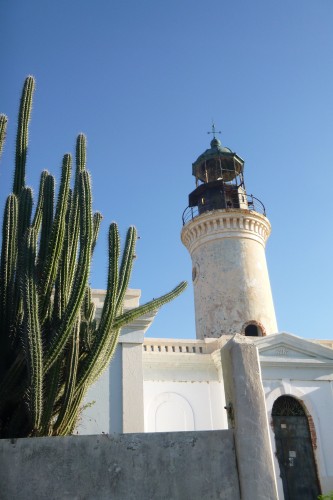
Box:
192, 138, 244, 173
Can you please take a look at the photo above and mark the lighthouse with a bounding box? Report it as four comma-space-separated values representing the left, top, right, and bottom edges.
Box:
181, 131, 278, 339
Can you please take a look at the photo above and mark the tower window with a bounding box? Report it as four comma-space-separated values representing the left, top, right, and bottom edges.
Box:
244, 323, 262, 337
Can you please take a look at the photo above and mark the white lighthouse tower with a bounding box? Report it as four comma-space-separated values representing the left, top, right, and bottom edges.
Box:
181, 131, 278, 339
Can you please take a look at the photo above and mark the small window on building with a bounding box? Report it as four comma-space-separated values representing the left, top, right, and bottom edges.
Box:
244, 323, 262, 337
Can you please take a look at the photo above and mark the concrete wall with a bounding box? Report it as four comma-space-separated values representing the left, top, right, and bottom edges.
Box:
0, 430, 240, 500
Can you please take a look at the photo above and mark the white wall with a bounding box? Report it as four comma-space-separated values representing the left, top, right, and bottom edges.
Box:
77, 320, 333, 498
144, 380, 227, 432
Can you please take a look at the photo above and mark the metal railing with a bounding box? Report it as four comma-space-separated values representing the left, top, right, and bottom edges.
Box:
182, 194, 266, 225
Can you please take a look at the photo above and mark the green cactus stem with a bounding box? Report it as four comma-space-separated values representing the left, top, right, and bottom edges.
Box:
21, 228, 43, 433
0, 76, 186, 438
13, 76, 35, 195
40, 154, 71, 323
44, 170, 93, 374
0, 114, 8, 162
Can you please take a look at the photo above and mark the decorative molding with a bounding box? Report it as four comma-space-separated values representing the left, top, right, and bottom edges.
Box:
254, 332, 333, 361
181, 209, 271, 254
274, 347, 288, 356
143, 339, 221, 381
143, 338, 218, 355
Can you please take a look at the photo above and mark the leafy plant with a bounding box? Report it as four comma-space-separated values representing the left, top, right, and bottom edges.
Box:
318, 493, 333, 500
0, 76, 186, 438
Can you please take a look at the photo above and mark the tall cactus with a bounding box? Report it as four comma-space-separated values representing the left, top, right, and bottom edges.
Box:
0, 115, 7, 163
0, 77, 186, 438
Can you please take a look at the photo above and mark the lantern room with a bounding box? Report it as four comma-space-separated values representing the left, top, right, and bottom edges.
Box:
188, 137, 248, 214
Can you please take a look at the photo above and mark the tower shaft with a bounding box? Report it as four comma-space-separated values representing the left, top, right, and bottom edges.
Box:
181, 209, 277, 339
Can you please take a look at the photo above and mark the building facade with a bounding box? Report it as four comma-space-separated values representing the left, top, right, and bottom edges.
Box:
79, 136, 333, 499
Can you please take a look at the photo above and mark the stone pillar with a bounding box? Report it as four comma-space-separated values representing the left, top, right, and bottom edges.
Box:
121, 330, 145, 433
221, 334, 278, 500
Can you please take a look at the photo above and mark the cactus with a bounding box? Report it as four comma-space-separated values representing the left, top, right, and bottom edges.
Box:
0, 114, 7, 162
0, 77, 187, 438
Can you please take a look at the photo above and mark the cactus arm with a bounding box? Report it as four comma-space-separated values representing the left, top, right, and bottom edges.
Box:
37, 174, 54, 270
0, 194, 18, 334
44, 170, 93, 373
40, 358, 63, 435
53, 189, 72, 323
11, 186, 33, 331
0, 114, 8, 162
21, 228, 43, 433
76, 133, 86, 171
61, 190, 73, 309
40, 154, 71, 322
66, 198, 80, 291
92, 212, 103, 253
80, 286, 96, 353
32, 170, 48, 231
80, 224, 137, 383
66, 134, 86, 290
74, 223, 120, 392
17, 187, 33, 242
59, 384, 87, 436
112, 281, 188, 330
98, 222, 120, 330
53, 321, 80, 435
115, 225, 136, 313
88, 283, 187, 386
53, 263, 63, 324
77, 283, 187, 391
88, 328, 120, 386
13, 76, 35, 195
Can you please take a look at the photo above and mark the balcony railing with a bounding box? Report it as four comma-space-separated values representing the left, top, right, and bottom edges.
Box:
182, 194, 266, 225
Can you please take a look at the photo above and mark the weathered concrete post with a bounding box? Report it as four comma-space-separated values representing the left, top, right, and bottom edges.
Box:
221, 334, 278, 500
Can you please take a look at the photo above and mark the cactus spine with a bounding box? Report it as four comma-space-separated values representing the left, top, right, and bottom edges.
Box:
0, 77, 186, 438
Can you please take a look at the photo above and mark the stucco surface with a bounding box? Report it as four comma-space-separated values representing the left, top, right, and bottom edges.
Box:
181, 210, 277, 338
0, 430, 240, 500
221, 335, 278, 500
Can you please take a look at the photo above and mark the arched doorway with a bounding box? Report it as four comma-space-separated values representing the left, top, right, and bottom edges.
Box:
272, 395, 321, 500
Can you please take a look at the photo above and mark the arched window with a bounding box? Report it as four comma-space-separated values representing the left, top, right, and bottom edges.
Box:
272, 395, 305, 416
244, 323, 262, 337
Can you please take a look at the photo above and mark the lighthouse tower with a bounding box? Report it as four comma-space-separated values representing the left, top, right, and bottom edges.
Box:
181, 132, 278, 339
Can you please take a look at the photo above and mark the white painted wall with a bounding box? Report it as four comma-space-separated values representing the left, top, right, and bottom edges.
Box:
144, 380, 227, 432
77, 291, 333, 498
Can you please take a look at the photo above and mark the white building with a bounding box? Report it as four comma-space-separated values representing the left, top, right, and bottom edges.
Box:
79, 136, 333, 499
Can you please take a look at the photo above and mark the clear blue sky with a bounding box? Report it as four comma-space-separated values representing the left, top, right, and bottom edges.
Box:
1, 0, 333, 340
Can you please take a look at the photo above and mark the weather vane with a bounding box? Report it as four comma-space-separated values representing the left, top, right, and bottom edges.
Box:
207, 122, 221, 139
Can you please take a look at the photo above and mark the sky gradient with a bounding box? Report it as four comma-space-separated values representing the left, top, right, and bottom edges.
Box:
1, 0, 333, 339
